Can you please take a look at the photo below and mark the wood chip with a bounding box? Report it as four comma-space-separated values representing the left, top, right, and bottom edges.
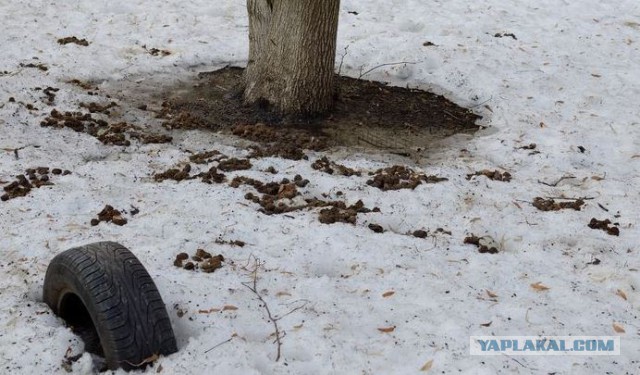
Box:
530, 282, 550, 291
613, 322, 625, 333
420, 359, 433, 372
615, 289, 627, 301
377, 326, 396, 333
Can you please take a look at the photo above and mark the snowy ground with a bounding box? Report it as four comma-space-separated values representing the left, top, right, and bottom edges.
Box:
1, 0, 639, 374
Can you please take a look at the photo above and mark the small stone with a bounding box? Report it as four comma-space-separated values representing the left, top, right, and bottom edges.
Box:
183, 262, 195, 270
413, 230, 428, 238
368, 223, 384, 233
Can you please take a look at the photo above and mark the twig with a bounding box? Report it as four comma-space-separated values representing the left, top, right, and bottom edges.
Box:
2, 144, 40, 160
469, 96, 494, 108
337, 45, 349, 76
358, 61, 417, 79
443, 110, 462, 121
275, 300, 309, 320
537, 175, 575, 187
204, 336, 234, 354
502, 353, 529, 369
241, 258, 306, 362
597, 203, 609, 212
545, 196, 595, 200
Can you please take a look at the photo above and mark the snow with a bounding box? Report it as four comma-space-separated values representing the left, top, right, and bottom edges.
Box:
1, 0, 639, 374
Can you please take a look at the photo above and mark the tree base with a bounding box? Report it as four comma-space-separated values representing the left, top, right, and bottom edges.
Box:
161, 67, 482, 156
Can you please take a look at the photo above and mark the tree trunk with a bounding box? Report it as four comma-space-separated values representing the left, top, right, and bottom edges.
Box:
244, 0, 340, 116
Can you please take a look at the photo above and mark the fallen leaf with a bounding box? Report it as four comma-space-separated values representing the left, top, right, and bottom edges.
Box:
530, 282, 550, 291
382, 291, 395, 298
480, 321, 492, 327
486, 290, 498, 298
615, 289, 627, 301
420, 359, 433, 372
293, 324, 304, 330
222, 305, 238, 311
378, 326, 396, 333
276, 291, 292, 297
198, 308, 220, 314
156, 364, 163, 373
613, 322, 625, 333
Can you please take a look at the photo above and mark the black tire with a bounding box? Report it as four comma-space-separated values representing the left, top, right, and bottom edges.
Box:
43, 241, 177, 370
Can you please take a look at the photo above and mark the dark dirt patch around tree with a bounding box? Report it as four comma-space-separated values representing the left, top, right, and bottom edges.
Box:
157, 66, 481, 156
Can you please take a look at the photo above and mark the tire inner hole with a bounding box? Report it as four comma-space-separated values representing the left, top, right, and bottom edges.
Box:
59, 293, 105, 357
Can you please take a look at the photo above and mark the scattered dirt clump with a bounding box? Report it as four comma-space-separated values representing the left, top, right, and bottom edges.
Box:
1, 167, 70, 201
154, 163, 228, 184
195, 167, 227, 184
174, 249, 224, 272
412, 228, 451, 239
311, 156, 361, 176
144, 46, 171, 56
201, 255, 224, 273
129, 131, 173, 144
57, 36, 90, 46
41, 109, 172, 146
466, 169, 512, 182
413, 230, 428, 238
317, 200, 374, 225
91, 205, 128, 226
173, 252, 189, 267
588, 218, 620, 236
367, 165, 447, 190
243, 184, 304, 215
217, 158, 252, 172
464, 235, 499, 254
80, 101, 118, 114
20, 62, 48, 71
42, 87, 59, 104
67, 79, 95, 90
233, 175, 373, 220
153, 164, 192, 182
159, 107, 209, 130
293, 174, 310, 187
215, 239, 246, 247
265, 166, 278, 174
232, 123, 328, 160
193, 248, 212, 261
189, 150, 224, 164
533, 197, 584, 211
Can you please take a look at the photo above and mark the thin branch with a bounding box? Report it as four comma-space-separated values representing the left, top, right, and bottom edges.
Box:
545, 196, 595, 200
241, 258, 306, 362
469, 96, 494, 108
358, 61, 417, 79
337, 45, 349, 76
537, 175, 575, 187
204, 336, 234, 354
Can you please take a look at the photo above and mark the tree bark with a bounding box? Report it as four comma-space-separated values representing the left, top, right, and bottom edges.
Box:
244, 0, 340, 116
